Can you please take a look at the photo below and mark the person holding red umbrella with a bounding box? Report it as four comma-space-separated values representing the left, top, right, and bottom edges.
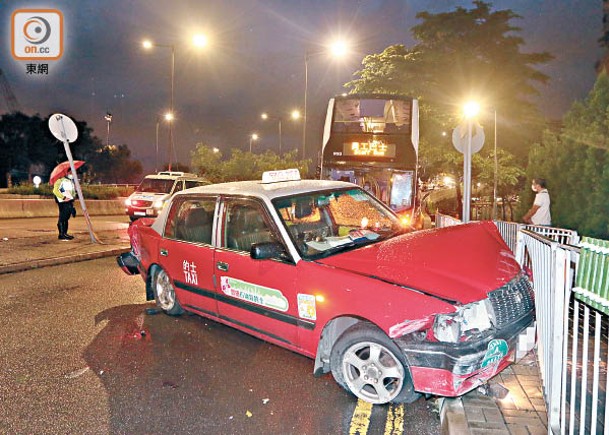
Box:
52, 167, 77, 240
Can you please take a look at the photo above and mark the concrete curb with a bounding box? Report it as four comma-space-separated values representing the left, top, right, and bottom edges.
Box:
441, 398, 471, 434
0, 246, 130, 275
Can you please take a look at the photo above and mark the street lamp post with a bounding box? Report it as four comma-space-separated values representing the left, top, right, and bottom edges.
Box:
104, 112, 112, 147
492, 110, 498, 220
143, 40, 175, 170
461, 101, 480, 223
261, 111, 300, 154
303, 40, 349, 159
303, 51, 310, 160
249, 133, 259, 153
155, 117, 160, 172
261, 113, 282, 152
143, 34, 207, 172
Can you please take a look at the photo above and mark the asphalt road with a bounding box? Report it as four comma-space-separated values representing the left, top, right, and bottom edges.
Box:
0, 258, 441, 434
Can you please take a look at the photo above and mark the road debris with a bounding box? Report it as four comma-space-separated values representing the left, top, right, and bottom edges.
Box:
65, 366, 90, 379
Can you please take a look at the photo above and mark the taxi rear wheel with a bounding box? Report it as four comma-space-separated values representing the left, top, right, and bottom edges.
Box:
330, 323, 419, 405
152, 266, 184, 316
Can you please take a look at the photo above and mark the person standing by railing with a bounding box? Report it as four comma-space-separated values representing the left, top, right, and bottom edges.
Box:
523, 178, 551, 226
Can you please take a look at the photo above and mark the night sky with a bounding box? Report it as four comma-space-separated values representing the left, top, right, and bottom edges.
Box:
1, 0, 604, 172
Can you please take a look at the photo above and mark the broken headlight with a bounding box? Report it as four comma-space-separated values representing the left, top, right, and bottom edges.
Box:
433, 299, 493, 343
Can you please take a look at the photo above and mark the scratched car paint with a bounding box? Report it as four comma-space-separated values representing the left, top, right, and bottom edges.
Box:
118, 169, 535, 405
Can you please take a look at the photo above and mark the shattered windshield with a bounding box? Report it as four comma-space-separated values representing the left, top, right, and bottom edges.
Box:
273, 188, 404, 260
136, 178, 175, 194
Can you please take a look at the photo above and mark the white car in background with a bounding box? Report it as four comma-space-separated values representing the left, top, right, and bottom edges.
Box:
125, 171, 209, 221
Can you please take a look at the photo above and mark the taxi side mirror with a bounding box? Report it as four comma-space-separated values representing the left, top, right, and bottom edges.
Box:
251, 242, 288, 261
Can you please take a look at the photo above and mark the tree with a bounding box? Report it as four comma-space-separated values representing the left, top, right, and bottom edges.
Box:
346, 1, 553, 174
0, 112, 101, 187
87, 144, 143, 184
190, 144, 311, 183
524, 72, 609, 238
190, 144, 223, 181
0, 112, 141, 186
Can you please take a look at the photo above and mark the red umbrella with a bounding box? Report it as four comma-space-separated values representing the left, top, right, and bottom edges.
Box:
49, 160, 85, 185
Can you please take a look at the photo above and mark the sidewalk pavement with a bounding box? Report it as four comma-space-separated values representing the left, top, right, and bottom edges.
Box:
442, 350, 548, 434
0, 215, 131, 274
0, 215, 548, 434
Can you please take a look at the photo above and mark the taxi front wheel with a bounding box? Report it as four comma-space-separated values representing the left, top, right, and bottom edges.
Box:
330, 323, 419, 405
152, 266, 184, 316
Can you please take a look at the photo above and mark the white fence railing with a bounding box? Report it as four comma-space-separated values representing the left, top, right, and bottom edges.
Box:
435, 214, 608, 434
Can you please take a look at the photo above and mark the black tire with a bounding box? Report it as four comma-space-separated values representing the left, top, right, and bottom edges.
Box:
330, 322, 420, 405
129, 215, 138, 222
151, 266, 184, 316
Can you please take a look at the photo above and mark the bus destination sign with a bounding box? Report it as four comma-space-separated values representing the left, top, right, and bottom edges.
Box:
343, 140, 396, 158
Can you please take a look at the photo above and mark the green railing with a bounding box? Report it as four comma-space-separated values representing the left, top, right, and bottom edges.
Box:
574, 236, 609, 315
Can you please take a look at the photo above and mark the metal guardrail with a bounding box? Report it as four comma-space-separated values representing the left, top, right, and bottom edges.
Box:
436, 214, 609, 434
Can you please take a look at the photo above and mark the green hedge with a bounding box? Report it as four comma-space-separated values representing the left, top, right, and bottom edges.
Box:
8, 183, 134, 199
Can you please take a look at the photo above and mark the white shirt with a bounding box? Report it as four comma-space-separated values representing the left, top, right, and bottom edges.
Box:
531, 189, 551, 225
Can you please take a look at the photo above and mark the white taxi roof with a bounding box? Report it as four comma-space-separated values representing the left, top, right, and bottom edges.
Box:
172, 178, 355, 201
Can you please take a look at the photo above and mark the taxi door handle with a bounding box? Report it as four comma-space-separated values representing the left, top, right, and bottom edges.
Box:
160, 248, 168, 257
216, 261, 229, 272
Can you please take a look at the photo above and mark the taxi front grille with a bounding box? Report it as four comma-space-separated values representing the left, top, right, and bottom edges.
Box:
488, 275, 535, 329
132, 200, 152, 207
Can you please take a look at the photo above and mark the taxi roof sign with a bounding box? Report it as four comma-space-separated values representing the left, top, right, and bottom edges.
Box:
261, 168, 301, 184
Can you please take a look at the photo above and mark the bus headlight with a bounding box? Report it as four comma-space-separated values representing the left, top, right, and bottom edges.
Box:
153, 199, 165, 209
433, 300, 493, 343
125, 198, 132, 206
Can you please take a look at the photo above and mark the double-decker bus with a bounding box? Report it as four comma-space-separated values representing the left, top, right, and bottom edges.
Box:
320, 94, 420, 226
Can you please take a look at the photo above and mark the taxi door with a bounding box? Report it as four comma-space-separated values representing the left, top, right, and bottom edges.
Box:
213, 197, 300, 348
158, 196, 218, 317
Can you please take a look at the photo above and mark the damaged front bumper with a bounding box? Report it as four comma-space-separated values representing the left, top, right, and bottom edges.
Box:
395, 315, 536, 396
116, 251, 140, 275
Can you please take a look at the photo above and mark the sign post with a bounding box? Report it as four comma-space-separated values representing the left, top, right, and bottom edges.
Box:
452, 121, 485, 222
48, 113, 101, 243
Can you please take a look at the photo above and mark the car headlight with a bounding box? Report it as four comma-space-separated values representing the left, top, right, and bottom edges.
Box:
433, 299, 493, 343
153, 199, 165, 209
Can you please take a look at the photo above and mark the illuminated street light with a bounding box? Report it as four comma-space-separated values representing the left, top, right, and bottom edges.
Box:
329, 40, 348, 57
104, 112, 112, 147
303, 39, 350, 159
249, 133, 259, 153
261, 111, 301, 154
192, 33, 208, 48
164, 112, 174, 122
463, 101, 480, 119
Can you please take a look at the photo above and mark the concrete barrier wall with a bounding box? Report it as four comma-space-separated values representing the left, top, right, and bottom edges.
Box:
0, 198, 125, 219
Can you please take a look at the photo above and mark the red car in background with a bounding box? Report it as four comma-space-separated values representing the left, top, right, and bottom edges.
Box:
118, 169, 535, 405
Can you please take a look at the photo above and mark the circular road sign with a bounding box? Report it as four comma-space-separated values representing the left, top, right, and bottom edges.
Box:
452, 123, 485, 154
49, 113, 79, 143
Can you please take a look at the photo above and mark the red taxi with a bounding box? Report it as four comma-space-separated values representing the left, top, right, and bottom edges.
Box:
118, 169, 535, 404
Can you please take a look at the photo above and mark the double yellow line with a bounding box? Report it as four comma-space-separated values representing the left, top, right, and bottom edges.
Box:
349, 399, 404, 435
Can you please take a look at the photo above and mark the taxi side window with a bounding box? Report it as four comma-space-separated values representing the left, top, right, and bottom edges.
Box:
173, 181, 184, 194
164, 198, 182, 239
224, 200, 274, 252
185, 180, 207, 189
169, 198, 216, 244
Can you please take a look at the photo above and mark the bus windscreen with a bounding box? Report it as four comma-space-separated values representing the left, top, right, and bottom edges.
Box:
333, 98, 411, 134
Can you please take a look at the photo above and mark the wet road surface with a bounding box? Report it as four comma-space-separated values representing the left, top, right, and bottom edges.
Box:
0, 258, 441, 434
